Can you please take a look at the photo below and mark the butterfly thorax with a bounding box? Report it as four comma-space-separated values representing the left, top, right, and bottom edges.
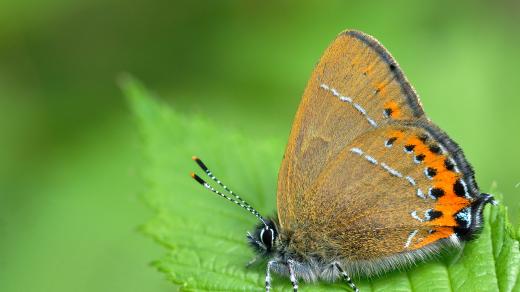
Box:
249, 220, 346, 283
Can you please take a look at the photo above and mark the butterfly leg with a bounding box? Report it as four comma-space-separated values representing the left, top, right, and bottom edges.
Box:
287, 259, 299, 292
265, 260, 276, 292
334, 262, 359, 292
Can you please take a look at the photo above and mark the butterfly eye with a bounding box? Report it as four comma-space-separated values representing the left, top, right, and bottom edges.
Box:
260, 227, 274, 249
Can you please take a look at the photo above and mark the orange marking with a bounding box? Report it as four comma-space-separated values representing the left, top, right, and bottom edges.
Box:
384, 100, 401, 118
405, 137, 428, 154
374, 82, 387, 96
432, 170, 459, 188
427, 215, 457, 227
362, 63, 376, 75
426, 156, 445, 171
412, 227, 453, 249
436, 189, 470, 211
387, 129, 405, 139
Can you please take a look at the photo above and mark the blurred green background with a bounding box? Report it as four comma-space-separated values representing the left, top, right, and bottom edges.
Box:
1, 1, 519, 291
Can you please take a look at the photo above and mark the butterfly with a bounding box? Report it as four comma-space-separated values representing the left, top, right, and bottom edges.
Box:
191, 29, 496, 291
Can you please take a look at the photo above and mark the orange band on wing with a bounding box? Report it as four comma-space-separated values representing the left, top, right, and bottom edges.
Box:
403, 132, 472, 248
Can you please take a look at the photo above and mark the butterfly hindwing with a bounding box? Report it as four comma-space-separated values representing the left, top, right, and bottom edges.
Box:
284, 121, 491, 276
278, 30, 425, 228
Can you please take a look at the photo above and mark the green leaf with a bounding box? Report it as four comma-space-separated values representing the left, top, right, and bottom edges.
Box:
123, 77, 520, 291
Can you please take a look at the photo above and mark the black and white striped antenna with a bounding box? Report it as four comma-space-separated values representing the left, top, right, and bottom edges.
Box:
190, 156, 267, 227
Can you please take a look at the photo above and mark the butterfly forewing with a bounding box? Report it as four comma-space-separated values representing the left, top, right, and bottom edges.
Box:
278, 30, 425, 229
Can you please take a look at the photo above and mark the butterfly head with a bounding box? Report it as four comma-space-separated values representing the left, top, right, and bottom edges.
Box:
248, 219, 279, 255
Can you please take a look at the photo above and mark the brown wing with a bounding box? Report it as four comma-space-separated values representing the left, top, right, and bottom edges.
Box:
287, 122, 487, 268
277, 30, 425, 228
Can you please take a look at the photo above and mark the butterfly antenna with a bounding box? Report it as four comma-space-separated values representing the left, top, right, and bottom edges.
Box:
192, 156, 255, 208
190, 158, 267, 226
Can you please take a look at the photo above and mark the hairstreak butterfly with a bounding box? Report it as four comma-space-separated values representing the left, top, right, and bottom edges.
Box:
190, 30, 496, 291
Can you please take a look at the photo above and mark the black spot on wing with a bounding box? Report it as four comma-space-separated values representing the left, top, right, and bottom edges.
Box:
429, 188, 444, 199
453, 180, 466, 197
427, 210, 443, 220
426, 167, 437, 178
444, 159, 455, 171
384, 108, 393, 117
404, 144, 415, 152
429, 144, 442, 154
385, 137, 397, 146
